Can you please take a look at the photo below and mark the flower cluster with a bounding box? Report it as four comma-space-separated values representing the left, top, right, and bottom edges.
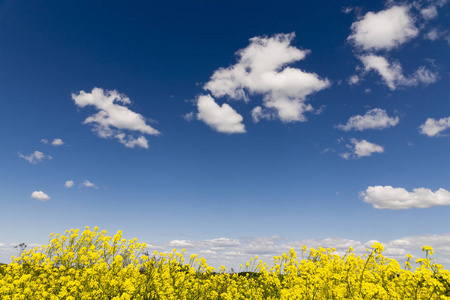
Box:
1, 227, 449, 299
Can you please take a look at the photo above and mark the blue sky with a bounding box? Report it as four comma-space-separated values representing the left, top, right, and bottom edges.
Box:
1, 0, 450, 268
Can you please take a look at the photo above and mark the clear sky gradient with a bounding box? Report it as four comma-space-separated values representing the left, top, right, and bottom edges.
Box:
1, 0, 450, 268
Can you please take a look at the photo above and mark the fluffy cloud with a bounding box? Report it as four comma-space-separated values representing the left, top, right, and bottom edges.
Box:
348, 75, 360, 85
340, 138, 384, 159
18, 151, 52, 164
419, 116, 450, 136
51, 139, 64, 146
421, 6, 438, 20
424, 28, 441, 40
82, 180, 98, 189
196, 95, 246, 133
72, 88, 160, 149
31, 191, 50, 201
348, 6, 418, 51
202, 33, 330, 123
336, 108, 399, 131
360, 55, 437, 90
65, 180, 74, 188
352, 139, 384, 157
361, 186, 450, 209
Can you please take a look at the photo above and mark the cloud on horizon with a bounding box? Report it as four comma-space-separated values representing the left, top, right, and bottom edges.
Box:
2, 232, 450, 268
140, 233, 450, 270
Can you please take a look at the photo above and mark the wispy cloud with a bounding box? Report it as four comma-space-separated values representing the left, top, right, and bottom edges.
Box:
42, 138, 64, 146
336, 108, 399, 131
359, 55, 437, 90
82, 180, 98, 189
251, 106, 274, 123
18, 151, 52, 164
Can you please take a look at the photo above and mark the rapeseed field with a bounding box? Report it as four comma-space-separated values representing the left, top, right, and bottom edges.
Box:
1, 226, 449, 299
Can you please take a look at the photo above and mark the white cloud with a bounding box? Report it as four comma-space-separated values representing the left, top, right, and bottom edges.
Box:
51, 139, 64, 146
116, 134, 149, 148
65, 180, 74, 188
352, 139, 384, 157
42, 138, 64, 146
196, 95, 246, 134
360, 55, 402, 90
424, 28, 441, 40
203, 33, 330, 123
169, 240, 196, 248
72, 88, 160, 149
360, 55, 437, 90
5, 230, 449, 268
414, 66, 439, 84
251, 106, 274, 123
419, 116, 450, 136
347, 3, 444, 90
321, 148, 334, 154
421, 6, 438, 20
348, 75, 360, 85
342, 6, 354, 14
31, 191, 50, 201
336, 108, 399, 131
339, 152, 352, 160
168, 238, 241, 249
183, 112, 195, 122
361, 186, 450, 209
348, 6, 419, 51
313, 105, 326, 115
139, 233, 450, 271
340, 138, 384, 159
18, 151, 52, 164
446, 36, 450, 45
82, 180, 98, 189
